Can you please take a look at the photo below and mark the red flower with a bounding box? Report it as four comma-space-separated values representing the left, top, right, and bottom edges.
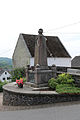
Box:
16, 79, 23, 88
20, 79, 23, 84
16, 80, 20, 84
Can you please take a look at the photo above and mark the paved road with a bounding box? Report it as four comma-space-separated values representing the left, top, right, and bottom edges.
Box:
0, 103, 80, 120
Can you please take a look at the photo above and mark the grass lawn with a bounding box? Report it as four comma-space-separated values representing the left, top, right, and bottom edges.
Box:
56, 84, 80, 94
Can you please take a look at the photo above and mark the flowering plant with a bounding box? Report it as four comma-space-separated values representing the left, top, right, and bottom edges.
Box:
16, 78, 23, 88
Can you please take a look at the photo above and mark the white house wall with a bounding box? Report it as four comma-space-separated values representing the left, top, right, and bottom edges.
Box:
0, 71, 11, 82
30, 57, 71, 67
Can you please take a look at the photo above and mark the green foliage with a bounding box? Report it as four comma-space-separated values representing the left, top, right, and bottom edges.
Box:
0, 57, 12, 69
56, 84, 80, 94
48, 73, 75, 93
48, 78, 58, 89
11, 67, 26, 82
56, 73, 74, 85
0, 80, 8, 92
23, 77, 27, 83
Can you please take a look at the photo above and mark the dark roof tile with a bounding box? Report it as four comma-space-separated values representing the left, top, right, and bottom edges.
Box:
0, 70, 4, 76
22, 34, 71, 58
71, 56, 80, 67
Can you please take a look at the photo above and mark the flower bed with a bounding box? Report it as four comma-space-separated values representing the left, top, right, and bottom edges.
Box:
48, 73, 80, 94
56, 84, 80, 94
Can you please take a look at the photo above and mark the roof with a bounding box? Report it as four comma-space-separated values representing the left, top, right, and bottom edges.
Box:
22, 34, 71, 58
71, 56, 80, 67
0, 70, 5, 76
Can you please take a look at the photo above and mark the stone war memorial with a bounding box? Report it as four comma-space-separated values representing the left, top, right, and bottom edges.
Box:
3, 29, 80, 106
26, 28, 56, 88
3, 29, 57, 106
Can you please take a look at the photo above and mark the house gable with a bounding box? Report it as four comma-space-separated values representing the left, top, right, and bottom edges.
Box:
12, 34, 32, 68
13, 33, 71, 68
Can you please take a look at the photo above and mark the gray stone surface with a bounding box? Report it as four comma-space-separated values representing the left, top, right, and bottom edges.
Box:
3, 83, 80, 106
26, 29, 57, 86
34, 29, 49, 85
3, 82, 57, 94
34, 29, 48, 68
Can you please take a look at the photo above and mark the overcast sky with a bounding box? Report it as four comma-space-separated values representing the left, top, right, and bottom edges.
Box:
0, 0, 80, 59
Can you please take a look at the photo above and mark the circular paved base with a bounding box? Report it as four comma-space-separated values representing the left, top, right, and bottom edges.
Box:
3, 82, 80, 106
3, 82, 57, 106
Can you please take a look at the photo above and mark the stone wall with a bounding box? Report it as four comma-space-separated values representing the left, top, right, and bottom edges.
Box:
3, 89, 80, 106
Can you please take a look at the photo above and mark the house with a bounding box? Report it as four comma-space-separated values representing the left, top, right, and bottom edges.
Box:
0, 69, 11, 82
12, 33, 71, 68
71, 56, 80, 68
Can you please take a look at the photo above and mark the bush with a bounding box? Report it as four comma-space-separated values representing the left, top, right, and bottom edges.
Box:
48, 78, 58, 90
11, 67, 26, 82
56, 73, 74, 85
48, 73, 75, 92
0, 80, 8, 92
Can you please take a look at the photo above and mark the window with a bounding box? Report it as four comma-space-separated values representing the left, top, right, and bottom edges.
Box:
5, 72, 7, 74
7, 77, 10, 80
3, 78, 5, 80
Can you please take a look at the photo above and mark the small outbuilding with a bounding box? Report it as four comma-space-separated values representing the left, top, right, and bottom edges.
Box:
0, 69, 11, 82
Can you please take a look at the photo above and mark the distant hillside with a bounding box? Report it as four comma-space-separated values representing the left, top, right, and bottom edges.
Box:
0, 57, 12, 69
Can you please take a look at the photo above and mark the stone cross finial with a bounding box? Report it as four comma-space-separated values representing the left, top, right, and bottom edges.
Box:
38, 28, 43, 34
